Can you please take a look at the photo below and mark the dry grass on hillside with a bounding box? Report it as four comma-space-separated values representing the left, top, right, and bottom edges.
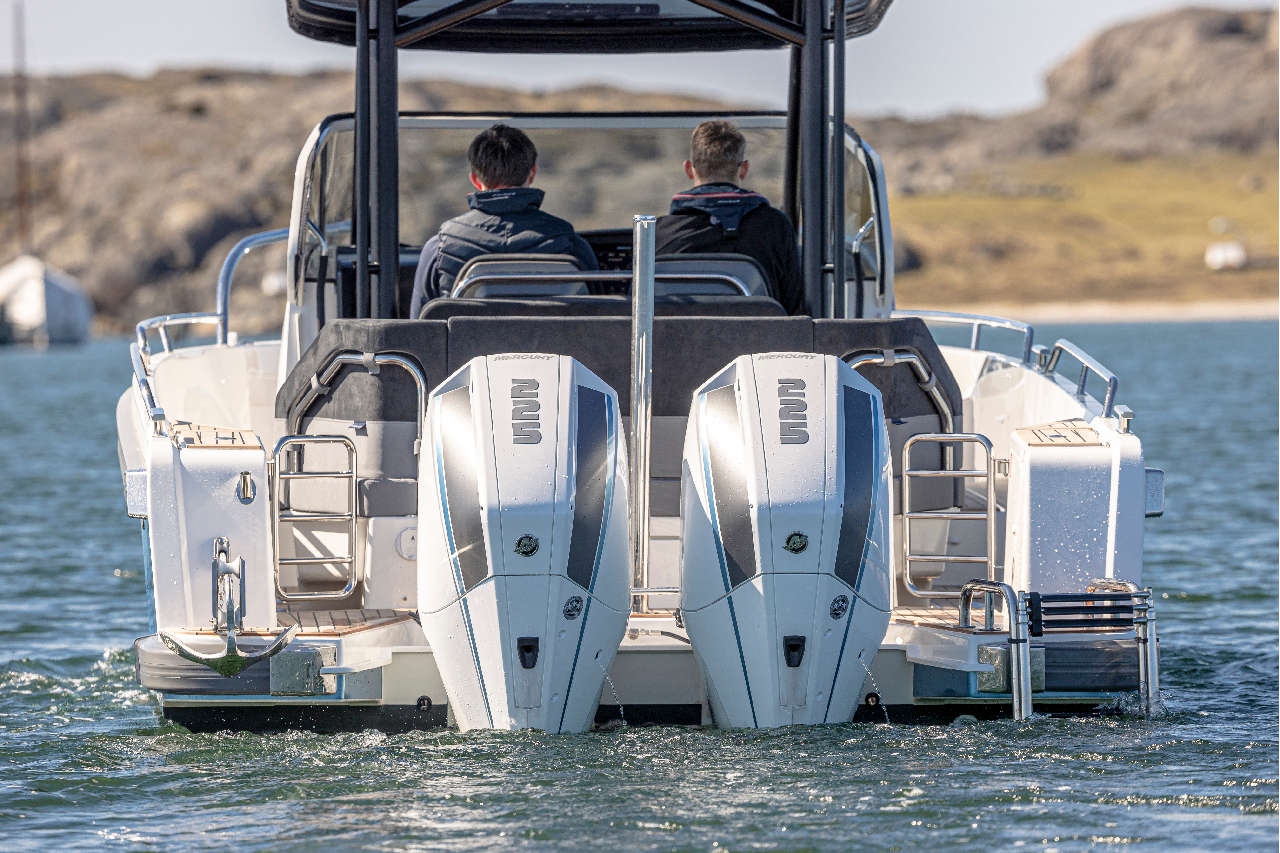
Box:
893, 150, 1278, 309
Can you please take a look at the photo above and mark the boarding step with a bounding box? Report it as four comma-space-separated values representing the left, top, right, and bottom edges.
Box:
954, 579, 1161, 719
1027, 591, 1136, 635
272, 434, 358, 601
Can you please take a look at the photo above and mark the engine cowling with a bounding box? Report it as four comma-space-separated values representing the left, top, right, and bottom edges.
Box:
680, 352, 892, 728
417, 354, 631, 732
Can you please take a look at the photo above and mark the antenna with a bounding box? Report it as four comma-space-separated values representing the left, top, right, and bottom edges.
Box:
12, 0, 30, 254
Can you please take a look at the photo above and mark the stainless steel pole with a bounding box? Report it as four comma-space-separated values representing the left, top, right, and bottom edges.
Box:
1135, 598, 1151, 716
1012, 591, 1033, 721
1146, 600, 1160, 712
630, 215, 656, 613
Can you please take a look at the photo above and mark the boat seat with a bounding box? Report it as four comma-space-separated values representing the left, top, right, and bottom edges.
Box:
653, 253, 770, 297
451, 253, 588, 298
419, 294, 785, 320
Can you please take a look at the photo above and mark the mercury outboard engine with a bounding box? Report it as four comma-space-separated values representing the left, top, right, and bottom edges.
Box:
417, 354, 631, 732
680, 353, 892, 728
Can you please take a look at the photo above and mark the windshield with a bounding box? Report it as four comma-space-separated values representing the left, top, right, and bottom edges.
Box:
302, 116, 789, 257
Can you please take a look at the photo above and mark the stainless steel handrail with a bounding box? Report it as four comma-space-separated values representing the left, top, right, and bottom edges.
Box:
630, 216, 656, 613
136, 312, 221, 359
844, 349, 954, 434
450, 270, 751, 299
216, 227, 290, 345
303, 218, 351, 253
286, 350, 428, 455
129, 342, 166, 435
1087, 578, 1160, 716
892, 309, 1034, 364
1042, 338, 1119, 419
901, 433, 997, 604
958, 579, 1032, 721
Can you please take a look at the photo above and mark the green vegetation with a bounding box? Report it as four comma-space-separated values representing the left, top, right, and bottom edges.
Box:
893, 150, 1278, 308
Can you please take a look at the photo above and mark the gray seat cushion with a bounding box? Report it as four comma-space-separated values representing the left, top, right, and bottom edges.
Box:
451, 253, 587, 298
653, 253, 770, 297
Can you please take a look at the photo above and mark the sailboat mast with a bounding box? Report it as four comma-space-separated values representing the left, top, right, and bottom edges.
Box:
12, 0, 30, 254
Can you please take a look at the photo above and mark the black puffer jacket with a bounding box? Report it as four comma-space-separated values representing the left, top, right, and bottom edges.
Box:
410, 187, 597, 316
655, 182, 804, 315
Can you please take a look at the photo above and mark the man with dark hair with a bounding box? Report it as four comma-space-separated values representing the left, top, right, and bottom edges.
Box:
655, 120, 804, 314
409, 123, 597, 317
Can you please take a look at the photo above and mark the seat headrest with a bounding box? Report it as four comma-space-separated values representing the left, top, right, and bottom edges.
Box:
653, 253, 770, 298
452, 253, 587, 298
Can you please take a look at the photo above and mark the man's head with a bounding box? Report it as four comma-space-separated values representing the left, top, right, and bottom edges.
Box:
467, 123, 538, 191
685, 120, 749, 186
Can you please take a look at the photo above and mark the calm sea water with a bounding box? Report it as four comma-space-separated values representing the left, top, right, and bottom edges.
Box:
1, 321, 1276, 851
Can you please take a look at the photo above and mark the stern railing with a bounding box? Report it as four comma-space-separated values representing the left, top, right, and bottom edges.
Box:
892, 309, 1034, 364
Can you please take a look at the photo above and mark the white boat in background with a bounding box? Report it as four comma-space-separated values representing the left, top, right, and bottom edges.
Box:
114, 0, 1165, 732
0, 255, 93, 346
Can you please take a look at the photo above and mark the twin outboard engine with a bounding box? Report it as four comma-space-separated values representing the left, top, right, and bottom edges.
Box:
679, 353, 892, 727
417, 354, 631, 732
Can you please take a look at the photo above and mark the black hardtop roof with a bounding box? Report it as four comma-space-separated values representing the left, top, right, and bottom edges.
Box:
287, 0, 892, 53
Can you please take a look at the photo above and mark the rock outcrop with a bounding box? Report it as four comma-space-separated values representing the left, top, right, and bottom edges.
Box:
0, 6, 1272, 330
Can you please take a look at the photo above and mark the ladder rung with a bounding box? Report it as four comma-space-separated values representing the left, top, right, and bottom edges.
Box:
905, 469, 989, 478
1039, 618, 1134, 630
279, 555, 354, 565
1041, 604, 1134, 616
279, 471, 354, 480
905, 510, 988, 521
906, 554, 989, 563
279, 512, 353, 522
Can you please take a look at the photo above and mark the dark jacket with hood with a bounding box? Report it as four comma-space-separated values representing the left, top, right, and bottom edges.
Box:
655, 182, 803, 314
410, 187, 598, 317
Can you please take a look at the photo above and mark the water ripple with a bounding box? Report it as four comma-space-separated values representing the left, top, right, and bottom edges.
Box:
0, 325, 1276, 851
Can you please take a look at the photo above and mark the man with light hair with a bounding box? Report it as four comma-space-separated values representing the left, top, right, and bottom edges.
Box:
656, 120, 803, 314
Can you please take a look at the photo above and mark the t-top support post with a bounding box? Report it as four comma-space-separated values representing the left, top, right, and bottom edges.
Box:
799, 0, 826, 318
371, 0, 400, 319
828, 0, 847, 318
353, 0, 371, 318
